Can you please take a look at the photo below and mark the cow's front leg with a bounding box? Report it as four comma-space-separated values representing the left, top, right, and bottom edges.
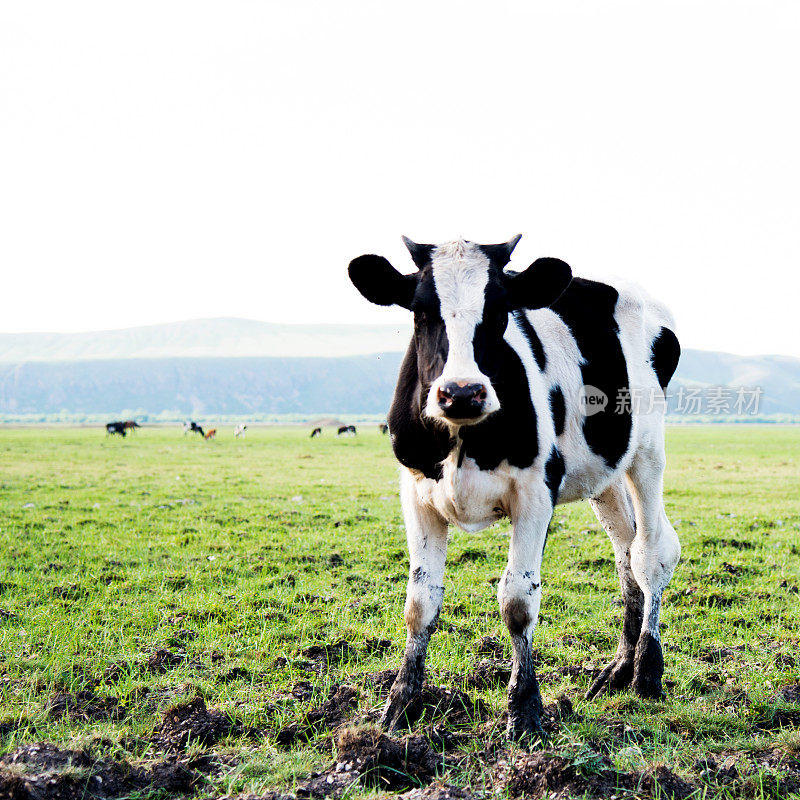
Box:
381, 471, 448, 732
499, 485, 552, 741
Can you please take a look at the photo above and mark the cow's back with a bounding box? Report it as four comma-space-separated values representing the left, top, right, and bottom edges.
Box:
516, 276, 678, 503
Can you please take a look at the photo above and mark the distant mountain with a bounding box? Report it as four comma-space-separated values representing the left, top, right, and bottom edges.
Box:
0, 318, 411, 361
0, 354, 405, 416
0, 318, 797, 417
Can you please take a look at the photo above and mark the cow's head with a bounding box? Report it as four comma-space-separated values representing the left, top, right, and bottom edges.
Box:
348, 236, 571, 428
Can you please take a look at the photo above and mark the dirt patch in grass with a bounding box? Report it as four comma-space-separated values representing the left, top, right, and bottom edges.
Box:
403, 684, 488, 729
299, 637, 393, 673
494, 751, 696, 800
362, 669, 398, 694
147, 647, 188, 673
152, 696, 241, 752
276, 685, 360, 747
465, 658, 512, 689
401, 784, 478, 800
297, 725, 439, 797
47, 691, 126, 722
473, 636, 505, 658
0, 742, 199, 799
753, 683, 800, 730
219, 665, 251, 683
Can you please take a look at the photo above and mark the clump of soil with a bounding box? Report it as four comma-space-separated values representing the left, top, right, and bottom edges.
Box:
47, 690, 126, 722
363, 669, 398, 694
495, 750, 696, 800
219, 665, 251, 683
298, 725, 439, 797
473, 636, 505, 658
276, 685, 359, 747
407, 684, 488, 728
401, 784, 478, 800
541, 695, 574, 734
638, 765, 696, 799
102, 660, 134, 683
495, 751, 589, 798
302, 640, 355, 665
153, 696, 236, 752
0, 742, 198, 799
147, 648, 187, 673
364, 637, 393, 654
466, 658, 511, 689
754, 683, 800, 730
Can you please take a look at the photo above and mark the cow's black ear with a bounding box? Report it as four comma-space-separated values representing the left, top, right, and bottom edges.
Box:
348, 254, 417, 308
506, 257, 572, 310
480, 234, 522, 268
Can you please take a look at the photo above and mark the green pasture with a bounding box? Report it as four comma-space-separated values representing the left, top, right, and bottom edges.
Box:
0, 425, 799, 798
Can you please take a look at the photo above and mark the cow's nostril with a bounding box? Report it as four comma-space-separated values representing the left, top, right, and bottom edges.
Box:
438, 382, 489, 417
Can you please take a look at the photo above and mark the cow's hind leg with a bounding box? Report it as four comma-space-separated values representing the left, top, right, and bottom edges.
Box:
586, 480, 643, 698
381, 472, 448, 732
499, 482, 553, 741
626, 448, 681, 699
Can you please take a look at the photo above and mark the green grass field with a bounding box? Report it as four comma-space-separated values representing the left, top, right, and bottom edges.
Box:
1, 426, 799, 798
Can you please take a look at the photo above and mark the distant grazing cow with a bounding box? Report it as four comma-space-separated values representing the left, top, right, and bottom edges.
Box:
105, 421, 126, 437
123, 420, 140, 433
337, 425, 356, 437
378, 423, 389, 435
183, 421, 204, 437
348, 235, 681, 739
234, 424, 247, 438
204, 428, 217, 440
310, 427, 322, 438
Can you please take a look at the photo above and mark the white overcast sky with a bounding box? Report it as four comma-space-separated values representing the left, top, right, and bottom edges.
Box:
1, 1, 798, 356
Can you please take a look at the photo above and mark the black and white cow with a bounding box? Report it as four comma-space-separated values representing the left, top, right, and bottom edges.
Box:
348, 236, 681, 740
183, 421, 205, 437
105, 421, 126, 437
337, 425, 357, 437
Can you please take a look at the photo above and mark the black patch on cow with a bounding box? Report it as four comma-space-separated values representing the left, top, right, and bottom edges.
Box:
650, 326, 681, 392
550, 278, 632, 469
543, 446, 565, 506
387, 342, 454, 480
457, 341, 539, 471
512, 310, 547, 371
549, 385, 566, 437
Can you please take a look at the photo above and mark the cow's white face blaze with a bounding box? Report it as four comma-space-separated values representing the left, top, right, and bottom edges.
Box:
424, 240, 500, 426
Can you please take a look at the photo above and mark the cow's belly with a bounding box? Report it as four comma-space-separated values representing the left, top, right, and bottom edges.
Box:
415, 456, 513, 532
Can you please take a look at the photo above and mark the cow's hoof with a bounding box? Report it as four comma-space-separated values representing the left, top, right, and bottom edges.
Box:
585, 654, 634, 700
506, 714, 546, 746
631, 631, 665, 700
379, 685, 415, 733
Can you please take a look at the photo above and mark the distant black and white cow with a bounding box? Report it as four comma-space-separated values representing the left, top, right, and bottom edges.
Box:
310, 427, 322, 438
105, 421, 126, 437
348, 236, 681, 740
183, 421, 204, 437
337, 425, 357, 437
234, 424, 247, 438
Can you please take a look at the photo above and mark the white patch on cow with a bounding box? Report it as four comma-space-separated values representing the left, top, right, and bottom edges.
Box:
423, 240, 500, 423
